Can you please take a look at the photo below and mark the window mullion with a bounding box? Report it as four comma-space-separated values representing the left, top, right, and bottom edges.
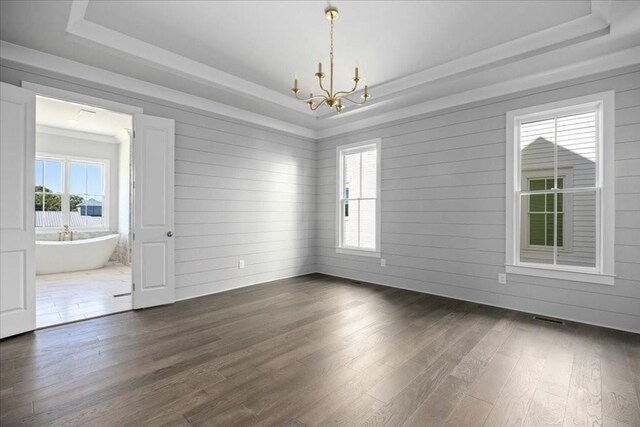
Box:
357, 152, 362, 248
553, 116, 558, 266
63, 160, 69, 227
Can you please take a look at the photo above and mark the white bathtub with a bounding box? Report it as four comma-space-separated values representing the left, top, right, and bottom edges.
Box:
36, 234, 119, 275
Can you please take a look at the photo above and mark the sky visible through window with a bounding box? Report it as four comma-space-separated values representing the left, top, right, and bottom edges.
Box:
35, 158, 105, 228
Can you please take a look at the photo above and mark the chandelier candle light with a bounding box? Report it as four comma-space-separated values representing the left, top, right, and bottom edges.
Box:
291, 6, 370, 112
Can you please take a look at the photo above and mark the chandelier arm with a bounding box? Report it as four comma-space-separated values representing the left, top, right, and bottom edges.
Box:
294, 92, 327, 102
340, 96, 368, 106
317, 76, 333, 99
333, 81, 359, 99
309, 98, 327, 111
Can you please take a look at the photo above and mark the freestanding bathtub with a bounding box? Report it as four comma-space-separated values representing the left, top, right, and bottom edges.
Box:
36, 234, 120, 275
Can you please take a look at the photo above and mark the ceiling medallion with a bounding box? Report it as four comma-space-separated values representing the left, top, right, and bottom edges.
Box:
291, 6, 370, 113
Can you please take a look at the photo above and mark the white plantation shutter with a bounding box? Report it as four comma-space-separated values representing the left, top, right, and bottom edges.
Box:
344, 152, 361, 199
361, 150, 377, 198
338, 140, 380, 254
359, 150, 377, 248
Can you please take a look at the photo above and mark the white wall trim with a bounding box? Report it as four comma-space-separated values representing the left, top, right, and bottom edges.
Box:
36, 124, 119, 144
505, 265, 614, 286
175, 271, 317, 302
2, 42, 638, 141
316, 46, 640, 139
67, 0, 611, 123
315, 10, 610, 120
317, 270, 638, 334
1, 41, 316, 139
24, 81, 143, 115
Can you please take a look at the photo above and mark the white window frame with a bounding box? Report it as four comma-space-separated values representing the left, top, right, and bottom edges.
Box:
336, 139, 382, 258
505, 91, 615, 286
35, 152, 110, 232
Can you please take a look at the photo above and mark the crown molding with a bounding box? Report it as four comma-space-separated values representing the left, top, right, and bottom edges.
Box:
315, 10, 611, 120
316, 45, 640, 139
0, 41, 317, 139
66, 0, 312, 117
67, 1, 615, 125
36, 124, 120, 144
3, 40, 639, 141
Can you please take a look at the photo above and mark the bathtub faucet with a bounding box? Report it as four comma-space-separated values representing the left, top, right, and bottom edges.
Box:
59, 225, 74, 241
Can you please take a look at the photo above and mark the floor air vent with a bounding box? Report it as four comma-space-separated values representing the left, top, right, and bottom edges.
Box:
113, 292, 132, 298
533, 315, 565, 325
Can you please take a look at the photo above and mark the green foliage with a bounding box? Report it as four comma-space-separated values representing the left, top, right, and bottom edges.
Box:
70, 195, 84, 211
35, 186, 84, 212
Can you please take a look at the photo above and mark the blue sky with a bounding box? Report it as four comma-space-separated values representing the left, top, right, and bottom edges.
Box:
36, 160, 103, 194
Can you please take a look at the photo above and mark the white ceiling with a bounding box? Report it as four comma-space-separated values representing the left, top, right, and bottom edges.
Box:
84, 1, 591, 94
36, 96, 132, 138
1, 1, 639, 137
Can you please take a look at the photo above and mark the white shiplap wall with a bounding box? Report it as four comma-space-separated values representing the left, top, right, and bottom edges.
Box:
0, 61, 317, 301
316, 66, 640, 333
1, 60, 638, 332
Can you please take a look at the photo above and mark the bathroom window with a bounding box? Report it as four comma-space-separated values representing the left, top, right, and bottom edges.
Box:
35, 156, 108, 230
35, 159, 64, 228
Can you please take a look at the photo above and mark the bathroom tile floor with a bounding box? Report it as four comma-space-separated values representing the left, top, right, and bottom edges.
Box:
35, 263, 132, 328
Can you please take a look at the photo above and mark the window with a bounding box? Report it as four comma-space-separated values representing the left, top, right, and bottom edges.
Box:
336, 139, 381, 257
35, 156, 108, 230
506, 92, 615, 285
35, 159, 64, 227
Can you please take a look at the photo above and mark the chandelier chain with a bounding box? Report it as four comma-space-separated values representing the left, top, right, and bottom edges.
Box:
330, 16, 334, 96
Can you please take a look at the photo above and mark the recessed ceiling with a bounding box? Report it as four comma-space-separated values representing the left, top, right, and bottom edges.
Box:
1, 0, 639, 138
36, 96, 132, 137
84, 1, 592, 95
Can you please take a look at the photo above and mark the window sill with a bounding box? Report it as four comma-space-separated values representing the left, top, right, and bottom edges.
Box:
336, 248, 381, 258
36, 228, 111, 233
505, 264, 614, 286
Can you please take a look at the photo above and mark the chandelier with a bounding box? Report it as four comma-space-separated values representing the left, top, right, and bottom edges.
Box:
291, 7, 370, 113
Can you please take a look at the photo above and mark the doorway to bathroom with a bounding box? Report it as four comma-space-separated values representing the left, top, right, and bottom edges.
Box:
1, 81, 175, 339
34, 95, 133, 328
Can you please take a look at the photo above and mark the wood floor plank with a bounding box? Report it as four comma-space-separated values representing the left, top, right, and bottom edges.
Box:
483, 353, 546, 426
1, 274, 638, 427
562, 336, 603, 427
445, 395, 492, 427
523, 389, 566, 427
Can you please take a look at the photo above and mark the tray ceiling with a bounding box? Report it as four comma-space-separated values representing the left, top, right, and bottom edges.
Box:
1, 0, 639, 138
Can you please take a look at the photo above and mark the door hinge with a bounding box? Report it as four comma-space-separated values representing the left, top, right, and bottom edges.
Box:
132, 283, 135, 291
132, 130, 136, 139
132, 233, 135, 240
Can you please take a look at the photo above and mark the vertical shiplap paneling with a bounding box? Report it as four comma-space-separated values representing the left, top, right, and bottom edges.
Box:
316, 66, 640, 332
0, 62, 317, 301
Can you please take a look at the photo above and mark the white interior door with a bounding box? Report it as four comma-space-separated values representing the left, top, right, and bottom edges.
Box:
132, 113, 175, 309
0, 83, 36, 338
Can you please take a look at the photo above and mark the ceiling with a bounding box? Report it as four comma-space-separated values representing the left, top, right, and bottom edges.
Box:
36, 96, 132, 138
1, 1, 639, 138
84, 1, 590, 94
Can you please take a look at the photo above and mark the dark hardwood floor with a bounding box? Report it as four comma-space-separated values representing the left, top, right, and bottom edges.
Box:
1, 274, 639, 426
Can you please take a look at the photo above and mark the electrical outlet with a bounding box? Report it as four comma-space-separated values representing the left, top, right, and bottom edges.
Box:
380, 258, 386, 267
498, 273, 506, 284
239, 260, 245, 269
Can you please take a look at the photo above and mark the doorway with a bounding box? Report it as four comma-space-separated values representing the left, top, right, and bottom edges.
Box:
34, 95, 133, 327
1, 81, 176, 339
